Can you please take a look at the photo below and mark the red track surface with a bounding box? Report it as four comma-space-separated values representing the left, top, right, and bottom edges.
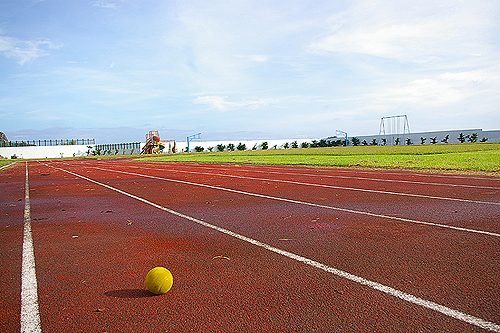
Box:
1, 159, 499, 332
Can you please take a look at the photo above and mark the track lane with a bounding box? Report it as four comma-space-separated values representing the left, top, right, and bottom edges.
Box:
72, 161, 500, 236
0, 162, 25, 333
3, 160, 499, 332
26, 161, 486, 332
86, 160, 500, 205
43, 159, 498, 330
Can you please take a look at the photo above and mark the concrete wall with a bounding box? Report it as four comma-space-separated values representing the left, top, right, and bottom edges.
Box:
352, 129, 499, 145
0, 145, 94, 159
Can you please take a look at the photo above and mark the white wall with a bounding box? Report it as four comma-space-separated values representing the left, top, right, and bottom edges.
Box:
178, 138, 320, 152
0, 145, 94, 159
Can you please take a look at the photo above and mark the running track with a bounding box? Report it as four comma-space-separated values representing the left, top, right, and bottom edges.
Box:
1, 159, 499, 332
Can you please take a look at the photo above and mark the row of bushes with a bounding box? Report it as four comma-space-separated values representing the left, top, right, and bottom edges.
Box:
193, 132, 489, 152
351, 133, 488, 146
193, 137, 348, 152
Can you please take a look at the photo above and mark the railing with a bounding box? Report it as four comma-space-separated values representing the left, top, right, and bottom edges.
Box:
0, 139, 96, 147
94, 142, 141, 151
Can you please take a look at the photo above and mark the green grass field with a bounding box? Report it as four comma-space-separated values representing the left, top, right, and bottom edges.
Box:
0, 160, 14, 168
1, 142, 498, 175
138, 142, 500, 174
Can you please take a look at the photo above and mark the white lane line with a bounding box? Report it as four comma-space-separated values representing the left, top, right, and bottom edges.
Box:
183, 163, 500, 190
60, 163, 500, 238
0, 161, 17, 170
111, 163, 500, 206
246, 163, 500, 182
48, 163, 500, 332
21, 162, 42, 333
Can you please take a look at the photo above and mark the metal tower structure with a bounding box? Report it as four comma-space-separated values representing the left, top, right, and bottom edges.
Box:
378, 115, 410, 145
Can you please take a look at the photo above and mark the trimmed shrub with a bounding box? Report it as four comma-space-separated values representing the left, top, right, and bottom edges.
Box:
458, 133, 466, 143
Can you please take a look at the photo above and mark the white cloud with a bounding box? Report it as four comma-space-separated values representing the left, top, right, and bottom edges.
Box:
237, 55, 269, 62
92, 1, 118, 9
309, 0, 496, 64
193, 95, 268, 111
0, 36, 60, 65
369, 67, 500, 109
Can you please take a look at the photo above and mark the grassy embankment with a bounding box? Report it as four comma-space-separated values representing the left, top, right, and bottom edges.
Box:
138, 142, 500, 174
0, 160, 14, 168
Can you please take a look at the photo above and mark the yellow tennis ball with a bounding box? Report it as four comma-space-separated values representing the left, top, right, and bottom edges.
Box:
145, 267, 173, 295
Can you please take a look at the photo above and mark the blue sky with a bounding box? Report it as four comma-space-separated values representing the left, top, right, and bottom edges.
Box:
1, 0, 499, 143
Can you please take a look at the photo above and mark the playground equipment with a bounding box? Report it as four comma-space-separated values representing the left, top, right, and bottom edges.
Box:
141, 131, 176, 154
378, 115, 410, 145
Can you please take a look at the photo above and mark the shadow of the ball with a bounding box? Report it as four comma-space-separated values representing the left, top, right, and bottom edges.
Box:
104, 289, 158, 298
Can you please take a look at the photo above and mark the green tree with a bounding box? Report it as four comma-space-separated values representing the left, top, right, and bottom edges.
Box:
301, 142, 309, 148
237, 142, 246, 151
441, 135, 449, 144
458, 133, 466, 143
430, 137, 437, 144
227, 143, 235, 151
395, 137, 401, 145
406, 138, 412, 145
370, 139, 378, 146
351, 137, 360, 146
216, 144, 226, 152
261, 141, 268, 150
420, 137, 426, 144
194, 146, 204, 152
468, 133, 478, 143
283, 142, 289, 149
291, 141, 298, 148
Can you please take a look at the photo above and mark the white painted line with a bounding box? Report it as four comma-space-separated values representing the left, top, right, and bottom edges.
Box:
48, 164, 500, 332
81, 165, 500, 238
21, 162, 42, 333
250, 163, 500, 182
0, 161, 16, 170
116, 163, 500, 206
190, 163, 500, 190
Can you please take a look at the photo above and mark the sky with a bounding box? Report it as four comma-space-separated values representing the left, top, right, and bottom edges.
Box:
1, 0, 499, 143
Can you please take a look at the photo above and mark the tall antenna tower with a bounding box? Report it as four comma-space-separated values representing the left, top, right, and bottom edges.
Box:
378, 115, 410, 145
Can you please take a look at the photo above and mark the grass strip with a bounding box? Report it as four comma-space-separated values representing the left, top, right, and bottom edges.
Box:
0, 160, 13, 168
137, 143, 500, 174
